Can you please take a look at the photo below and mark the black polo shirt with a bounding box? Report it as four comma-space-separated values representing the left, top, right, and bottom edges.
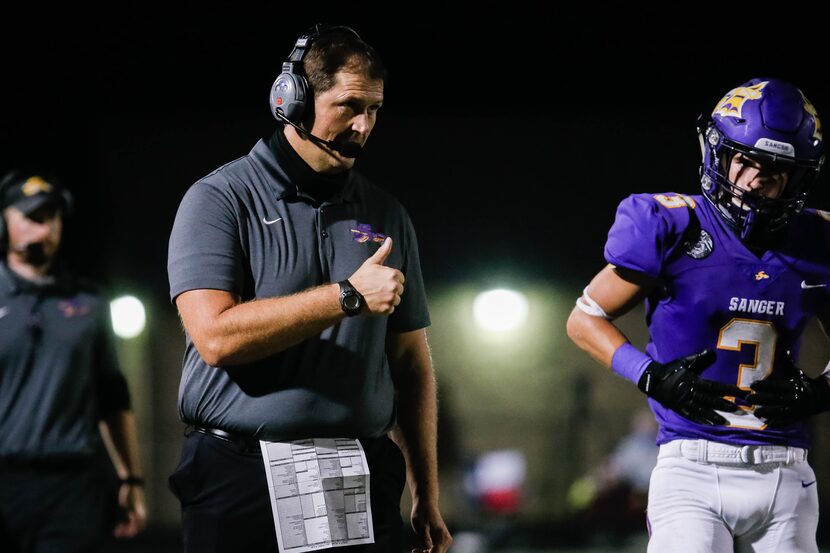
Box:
0, 263, 130, 460
167, 130, 430, 440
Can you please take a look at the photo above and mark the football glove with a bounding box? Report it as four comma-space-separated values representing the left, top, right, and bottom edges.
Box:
747, 365, 830, 428
637, 349, 745, 425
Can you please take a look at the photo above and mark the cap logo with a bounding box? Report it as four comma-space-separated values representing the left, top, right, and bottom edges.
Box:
713, 81, 767, 119
21, 176, 53, 197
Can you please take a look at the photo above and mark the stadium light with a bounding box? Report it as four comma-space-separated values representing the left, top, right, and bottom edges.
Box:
110, 295, 146, 339
473, 288, 529, 332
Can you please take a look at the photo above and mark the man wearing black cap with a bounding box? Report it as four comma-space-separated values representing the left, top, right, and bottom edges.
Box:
0, 169, 147, 552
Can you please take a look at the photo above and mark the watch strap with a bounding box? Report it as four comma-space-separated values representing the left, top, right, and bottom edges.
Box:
338, 279, 363, 316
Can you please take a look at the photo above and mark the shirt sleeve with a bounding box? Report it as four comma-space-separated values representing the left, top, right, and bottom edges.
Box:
94, 301, 131, 417
168, 178, 244, 303
603, 193, 689, 278
387, 208, 431, 333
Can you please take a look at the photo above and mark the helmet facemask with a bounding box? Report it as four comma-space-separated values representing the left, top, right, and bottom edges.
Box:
700, 124, 820, 242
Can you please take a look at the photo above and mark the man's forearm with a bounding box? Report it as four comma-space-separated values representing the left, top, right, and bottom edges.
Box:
101, 410, 148, 536
99, 410, 142, 480
178, 284, 346, 366
390, 365, 440, 502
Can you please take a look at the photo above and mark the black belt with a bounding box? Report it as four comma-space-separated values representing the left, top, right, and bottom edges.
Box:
190, 426, 386, 454
191, 426, 261, 454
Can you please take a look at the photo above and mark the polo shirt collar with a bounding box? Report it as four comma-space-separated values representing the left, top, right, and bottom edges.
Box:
250, 129, 359, 204
0, 262, 15, 295
0, 261, 72, 296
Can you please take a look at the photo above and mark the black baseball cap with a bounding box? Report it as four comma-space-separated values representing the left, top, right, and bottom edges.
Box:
0, 170, 68, 216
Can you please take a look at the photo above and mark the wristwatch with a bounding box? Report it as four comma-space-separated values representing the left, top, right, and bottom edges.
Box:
338, 279, 364, 316
120, 475, 145, 486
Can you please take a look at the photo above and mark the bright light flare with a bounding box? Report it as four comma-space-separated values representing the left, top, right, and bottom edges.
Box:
110, 295, 146, 338
473, 289, 529, 332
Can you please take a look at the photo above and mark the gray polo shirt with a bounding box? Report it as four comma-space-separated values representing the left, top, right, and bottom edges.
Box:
167, 130, 430, 441
0, 263, 130, 460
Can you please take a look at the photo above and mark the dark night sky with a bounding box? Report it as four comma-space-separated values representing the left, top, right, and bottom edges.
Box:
2, 2, 829, 300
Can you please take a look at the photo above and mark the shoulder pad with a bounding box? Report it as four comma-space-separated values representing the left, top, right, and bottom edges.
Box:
605, 193, 700, 277
621, 192, 697, 239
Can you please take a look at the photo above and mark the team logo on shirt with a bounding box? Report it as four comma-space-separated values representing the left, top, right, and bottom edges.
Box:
350, 223, 386, 244
684, 229, 713, 259
713, 81, 767, 119
754, 271, 770, 281
58, 299, 91, 318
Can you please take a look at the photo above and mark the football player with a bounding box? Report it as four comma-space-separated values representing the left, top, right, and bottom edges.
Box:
567, 78, 829, 553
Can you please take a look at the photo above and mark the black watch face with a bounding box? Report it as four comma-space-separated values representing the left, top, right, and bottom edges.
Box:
344, 294, 361, 311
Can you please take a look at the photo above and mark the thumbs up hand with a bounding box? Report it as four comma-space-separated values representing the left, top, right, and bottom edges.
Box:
348, 237, 405, 315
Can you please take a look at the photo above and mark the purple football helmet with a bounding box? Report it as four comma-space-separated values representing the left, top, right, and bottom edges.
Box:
698, 78, 824, 241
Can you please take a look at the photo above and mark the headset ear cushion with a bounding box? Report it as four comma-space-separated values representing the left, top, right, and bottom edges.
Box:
270, 72, 308, 124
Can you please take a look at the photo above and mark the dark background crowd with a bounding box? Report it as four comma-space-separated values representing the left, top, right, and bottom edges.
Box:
4, 2, 828, 294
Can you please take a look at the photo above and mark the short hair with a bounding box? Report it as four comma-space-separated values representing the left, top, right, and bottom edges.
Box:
303, 29, 387, 97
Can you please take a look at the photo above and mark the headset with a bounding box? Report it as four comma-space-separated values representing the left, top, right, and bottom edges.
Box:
0, 169, 74, 251
269, 23, 362, 125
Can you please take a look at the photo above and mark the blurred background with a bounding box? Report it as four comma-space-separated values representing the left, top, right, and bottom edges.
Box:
3, 2, 830, 551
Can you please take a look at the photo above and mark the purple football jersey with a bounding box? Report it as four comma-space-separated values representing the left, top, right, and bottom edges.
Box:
605, 192, 830, 448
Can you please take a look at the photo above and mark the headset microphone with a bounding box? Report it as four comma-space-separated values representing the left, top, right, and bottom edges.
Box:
12, 243, 48, 266
275, 111, 363, 158
328, 138, 362, 159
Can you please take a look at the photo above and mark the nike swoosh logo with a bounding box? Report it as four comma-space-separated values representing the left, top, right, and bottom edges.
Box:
262, 217, 283, 225
801, 281, 827, 289
803, 480, 817, 488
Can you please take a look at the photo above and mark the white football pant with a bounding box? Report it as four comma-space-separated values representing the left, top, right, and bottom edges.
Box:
647, 439, 818, 553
